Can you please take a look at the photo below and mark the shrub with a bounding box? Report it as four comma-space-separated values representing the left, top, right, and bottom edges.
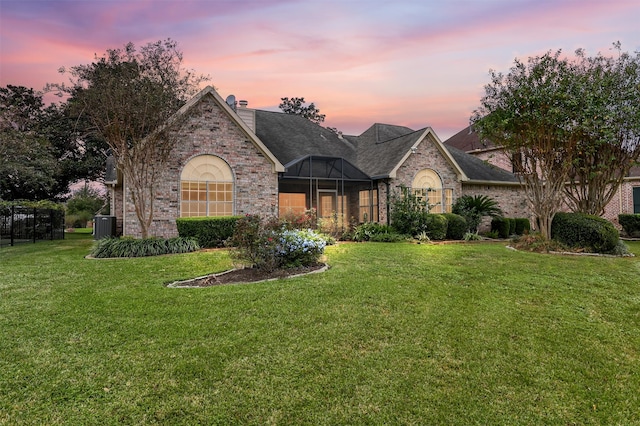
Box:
508, 218, 516, 236
514, 218, 531, 235
176, 216, 242, 248
276, 229, 327, 268
452, 195, 502, 233
226, 215, 327, 272
441, 213, 467, 240
389, 187, 429, 236
618, 214, 640, 237
423, 214, 448, 240
511, 233, 568, 253
491, 217, 511, 239
353, 222, 406, 242
277, 208, 317, 231
551, 212, 619, 253
91, 236, 200, 258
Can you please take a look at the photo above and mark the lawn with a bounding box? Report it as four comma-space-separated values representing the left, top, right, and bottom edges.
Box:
1, 235, 639, 425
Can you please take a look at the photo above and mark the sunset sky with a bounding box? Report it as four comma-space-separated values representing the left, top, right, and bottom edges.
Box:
1, 0, 638, 140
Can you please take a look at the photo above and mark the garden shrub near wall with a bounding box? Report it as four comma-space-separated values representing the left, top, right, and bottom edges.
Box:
514, 218, 531, 235
551, 212, 619, 253
176, 216, 242, 248
424, 214, 448, 240
353, 223, 406, 242
491, 217, 511, 239
442, 213, 467, 240
91, 237, 200, 258
618, 214, 640, 238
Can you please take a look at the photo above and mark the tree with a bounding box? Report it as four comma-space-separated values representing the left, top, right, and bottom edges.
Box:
0, 85, 57, 200
563, 44, 640, 215
66, 183, 106, 227
279, 97, 326, 124
472, 50, 581, 239
51, 39, 208, 237
0, 85, 105, 201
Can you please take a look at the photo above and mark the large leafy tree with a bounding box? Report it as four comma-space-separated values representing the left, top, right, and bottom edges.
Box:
564, 44, 640, 215
279, 97, 326, 124
0, 85, 104, 201
473, 50, 583, 238
51, 39, 208, 237
0, 85, 56, 200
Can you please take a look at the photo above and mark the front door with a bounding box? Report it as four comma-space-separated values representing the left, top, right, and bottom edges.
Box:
318, 190, 337, 219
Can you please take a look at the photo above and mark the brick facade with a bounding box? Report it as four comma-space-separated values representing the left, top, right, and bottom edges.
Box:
119, 93, 279, 238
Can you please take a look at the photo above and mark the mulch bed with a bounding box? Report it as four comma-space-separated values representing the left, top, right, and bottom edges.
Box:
167, 263, 327, 288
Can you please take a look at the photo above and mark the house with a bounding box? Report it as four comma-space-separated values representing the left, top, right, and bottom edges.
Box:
445, 126, 640, 225
107, 86, 529, 238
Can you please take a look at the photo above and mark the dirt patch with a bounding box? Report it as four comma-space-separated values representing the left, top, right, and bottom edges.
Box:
167, 263, 328, 288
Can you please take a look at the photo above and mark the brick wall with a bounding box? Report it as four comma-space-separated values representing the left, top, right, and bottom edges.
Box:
461, 183, 530, 232
121, 93, 279, 238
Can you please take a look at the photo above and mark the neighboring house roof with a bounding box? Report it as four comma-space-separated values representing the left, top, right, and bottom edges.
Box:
446, 125, 640, 180
444, 125, 497, 153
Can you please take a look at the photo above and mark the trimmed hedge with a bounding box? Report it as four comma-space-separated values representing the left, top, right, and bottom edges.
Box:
551, 212, 619, 253
514, 218, 531, 235
424, 214, 448, 240
176, 216, 242, 248
442, 213, 467, 240
492, 217, 531, 238
618, 214, 640, 237
491, 217, 511, 239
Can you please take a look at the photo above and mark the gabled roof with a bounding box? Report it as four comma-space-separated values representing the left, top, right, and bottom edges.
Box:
445, 145, 520, 183
176, 86, 285, 172
254, 110, 356, 166
249, 104, 518, 184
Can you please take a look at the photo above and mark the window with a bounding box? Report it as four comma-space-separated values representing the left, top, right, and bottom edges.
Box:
412, 169, 452, 213
359, 189, 379, 222
634, 187, 640, 214
279, 193, 307, 216
180, 155, 233, 217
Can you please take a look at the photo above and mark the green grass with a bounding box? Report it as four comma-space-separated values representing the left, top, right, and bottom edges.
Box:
1, 236, 639, 425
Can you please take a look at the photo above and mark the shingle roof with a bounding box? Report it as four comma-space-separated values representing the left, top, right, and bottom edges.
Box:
253, 109, 518, 183
255, 110, 357, 165
445, 145, 520, 183
444, 125, 497, 152
353, 124, 422, 178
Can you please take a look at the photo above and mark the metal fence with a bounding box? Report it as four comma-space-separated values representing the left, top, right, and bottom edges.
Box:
0, 206, 65, 247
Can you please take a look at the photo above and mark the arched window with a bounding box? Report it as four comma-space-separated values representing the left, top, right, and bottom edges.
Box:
412, 169, 452, 213
180, 155, 234, 217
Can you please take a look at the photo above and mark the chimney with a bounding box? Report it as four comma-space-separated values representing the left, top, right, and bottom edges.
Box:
236, 99, 255, 132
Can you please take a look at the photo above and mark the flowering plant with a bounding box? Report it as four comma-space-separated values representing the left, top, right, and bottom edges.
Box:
227, 215, 327, 272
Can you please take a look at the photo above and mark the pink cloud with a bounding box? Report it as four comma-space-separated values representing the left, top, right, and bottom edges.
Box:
1, 0, 638, 139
